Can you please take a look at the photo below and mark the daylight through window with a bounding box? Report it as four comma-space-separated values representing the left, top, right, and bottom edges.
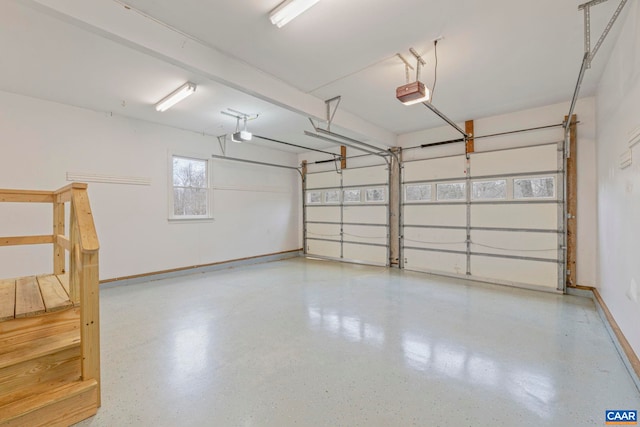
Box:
172, 155, 210, 218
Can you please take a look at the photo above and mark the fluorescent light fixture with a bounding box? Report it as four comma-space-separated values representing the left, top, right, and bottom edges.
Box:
155, 82, 196, 112
269, 0, 321, 28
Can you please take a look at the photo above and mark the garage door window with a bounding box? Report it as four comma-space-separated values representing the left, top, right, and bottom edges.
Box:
344, 189, 361, 203
306, 191, 322, 204
514, 177, 555, 199
324, 190, 340, 204
472, 180, 506, 200
436, 182, 466, 201
365, 187, 386, 203
405, 184, 432, 202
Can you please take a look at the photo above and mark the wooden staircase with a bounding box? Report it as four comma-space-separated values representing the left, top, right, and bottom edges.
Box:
0, 184, 100, 426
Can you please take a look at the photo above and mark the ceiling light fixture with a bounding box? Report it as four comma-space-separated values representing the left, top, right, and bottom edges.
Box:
396, 48, 430, 105
269, 0, 321, 28
155, 82, 196, 112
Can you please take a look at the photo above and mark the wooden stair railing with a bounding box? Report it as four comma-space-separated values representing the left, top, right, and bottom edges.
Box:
0, 182, 101, 420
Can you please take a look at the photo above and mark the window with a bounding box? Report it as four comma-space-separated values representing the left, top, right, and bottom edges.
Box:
365, 187, 386, 203
472, 180, 506, 200
514, 177, 555, 199
436, 182, 466, 201
306, 191, 322, 204
405, 184, 431, 202
324, 190, 340, 204
343, 189, 361, 203
171, 155, 210, 219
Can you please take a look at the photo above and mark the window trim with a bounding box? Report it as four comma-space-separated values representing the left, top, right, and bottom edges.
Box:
168, 151, 213, 221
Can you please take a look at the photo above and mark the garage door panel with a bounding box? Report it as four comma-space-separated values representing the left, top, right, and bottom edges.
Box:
306, 206, 341, 222
343, 225, 387, 245
403, 249, 467, 276
403, 156, 467, 182
306, 171, 341, 189
403, 228, 467, 253
471, 204, 558, 229
343, 244, 387, 265
404, 204, 467, 226
342, 166, 388, 186
307, 240, 341, 259
470, 256, 558, 288
307, 223, 341, 241
470, 230, 558, 258
470, 144, 558, 176
343, 206, 387, 224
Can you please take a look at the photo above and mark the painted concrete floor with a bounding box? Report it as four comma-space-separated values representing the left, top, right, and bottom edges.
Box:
75, 257, 640, 427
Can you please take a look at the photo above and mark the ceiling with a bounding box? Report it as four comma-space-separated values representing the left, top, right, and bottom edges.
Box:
0, 0, 626, 154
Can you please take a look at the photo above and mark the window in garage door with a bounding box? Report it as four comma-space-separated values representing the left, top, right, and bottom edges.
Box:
304, 164, 390, 266
401, 143, 564, 291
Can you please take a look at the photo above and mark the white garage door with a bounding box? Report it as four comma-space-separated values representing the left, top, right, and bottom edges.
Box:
305, 164, 389, 266
401, 143, 564, 291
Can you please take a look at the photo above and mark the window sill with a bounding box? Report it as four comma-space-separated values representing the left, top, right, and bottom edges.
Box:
168, 217, 215, 224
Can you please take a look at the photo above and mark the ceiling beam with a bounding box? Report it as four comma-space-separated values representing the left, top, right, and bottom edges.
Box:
25, 0, 397, 147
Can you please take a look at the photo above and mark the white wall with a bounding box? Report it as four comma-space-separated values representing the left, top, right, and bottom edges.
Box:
398, 98, 597, 287
594, 0, 640, 357
0, 91, 301, 280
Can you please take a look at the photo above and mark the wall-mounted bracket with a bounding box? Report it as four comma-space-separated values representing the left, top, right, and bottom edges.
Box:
217, 134, 227, 156
325, 96, 342, 132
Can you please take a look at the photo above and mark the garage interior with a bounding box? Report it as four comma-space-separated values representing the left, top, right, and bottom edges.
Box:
0, 0, 639, 425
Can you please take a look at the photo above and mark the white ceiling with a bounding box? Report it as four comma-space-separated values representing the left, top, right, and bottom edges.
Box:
0, 0, 626, 153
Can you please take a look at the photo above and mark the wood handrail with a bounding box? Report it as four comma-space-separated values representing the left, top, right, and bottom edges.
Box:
71, 188, 99, 253
53, 182, 88, 195
0, 184, 99, 253
0, 189, 54, 203
0, 235, 54, 246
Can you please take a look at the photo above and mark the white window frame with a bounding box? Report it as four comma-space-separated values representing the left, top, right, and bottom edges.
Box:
168, 151, 213, 221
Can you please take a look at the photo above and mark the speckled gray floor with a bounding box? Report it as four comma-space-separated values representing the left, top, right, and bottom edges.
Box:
74, 257, 640, 427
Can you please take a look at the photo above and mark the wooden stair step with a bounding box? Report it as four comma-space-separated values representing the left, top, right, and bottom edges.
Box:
0, 275, 74, 323
15, 277, 45, 318
0, 346, 81, 407
0, 280, 15, 322
0, 379, 98, 427
56, 274, 70, 297
0, 329, 80, 370
37, 275, 72, 313
0, 307, 80, 341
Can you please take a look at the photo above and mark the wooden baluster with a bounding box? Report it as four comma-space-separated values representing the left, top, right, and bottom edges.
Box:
53, 199, 65, 275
